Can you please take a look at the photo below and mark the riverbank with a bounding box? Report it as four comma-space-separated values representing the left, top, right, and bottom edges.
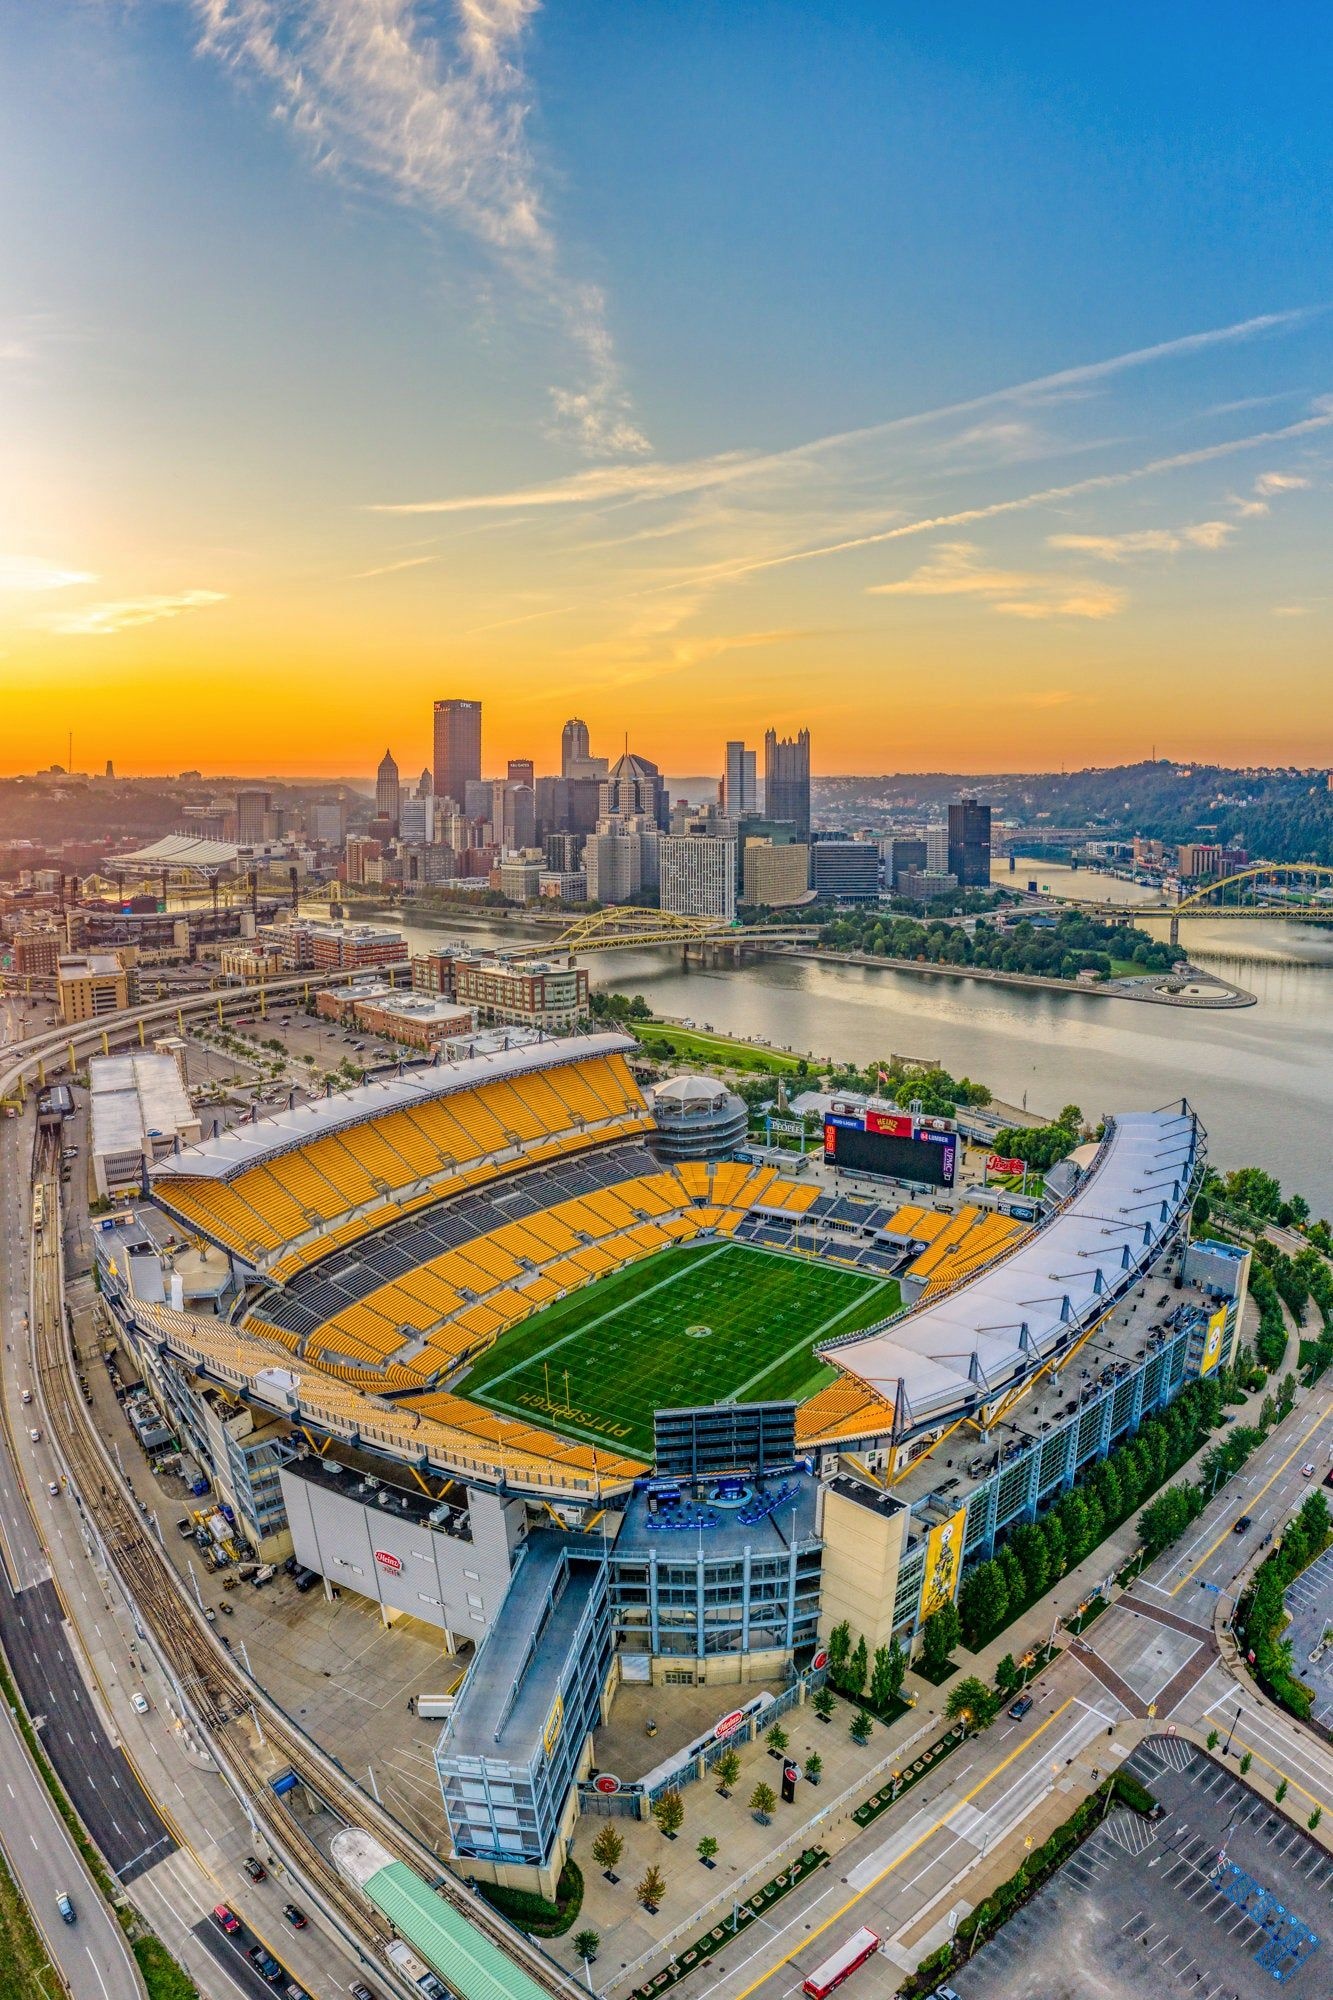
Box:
769, 945, 1256, 1008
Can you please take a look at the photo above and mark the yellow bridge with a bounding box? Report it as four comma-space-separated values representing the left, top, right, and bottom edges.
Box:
508, 908, 811, 958
1095, 863, 1333, 940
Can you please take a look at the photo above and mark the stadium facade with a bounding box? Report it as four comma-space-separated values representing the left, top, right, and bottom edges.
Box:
91, 1033, 1249, 1895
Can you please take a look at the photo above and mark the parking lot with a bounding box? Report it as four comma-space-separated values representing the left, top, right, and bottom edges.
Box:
1282, 1544, 1333, 1730
950, 1737, 1330, 2000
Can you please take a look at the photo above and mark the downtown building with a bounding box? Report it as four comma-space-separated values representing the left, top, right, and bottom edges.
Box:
660, 832, 737, 921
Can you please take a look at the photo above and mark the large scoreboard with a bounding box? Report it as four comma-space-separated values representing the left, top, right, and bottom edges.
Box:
823, 1106, 957, 1188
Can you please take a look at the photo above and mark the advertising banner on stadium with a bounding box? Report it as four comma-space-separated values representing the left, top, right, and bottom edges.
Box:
1200, 1305, 1228, 1375
543, 1694, 564, 1757
921, 1506, 967, 1621
986, 1153, 1026, 1177
866, 1110, 912, 1137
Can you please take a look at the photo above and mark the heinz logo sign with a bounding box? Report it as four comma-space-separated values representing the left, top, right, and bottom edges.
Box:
373, 1549, 403, 1576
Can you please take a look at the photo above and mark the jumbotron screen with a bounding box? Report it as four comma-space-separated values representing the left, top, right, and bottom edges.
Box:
823, 1118, 957, 1188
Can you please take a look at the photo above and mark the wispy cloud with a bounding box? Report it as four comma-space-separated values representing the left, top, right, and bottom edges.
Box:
0, 555, 96, 593
374, 307, 1314, 514
37, 590, 227, 637
868, 541, 1124, 620
192, 0, 646, 454
1047, 521, 1235, 560
351, 553, 439, 580
1232, 468, 1314, 516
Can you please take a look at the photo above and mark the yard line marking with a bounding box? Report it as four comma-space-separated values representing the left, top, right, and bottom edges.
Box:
471, 1241, 735, 1393
728, 1278, 896, 1403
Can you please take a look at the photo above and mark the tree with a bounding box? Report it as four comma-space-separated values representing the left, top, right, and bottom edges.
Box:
636, 1863, 666, 1909
749, 1781, 777, 1823
850, 1707, 873, 1745
870, 1639, 906, 1712
827, 1619, 852, 1684
697, 1835, 719, 1866
653, 1789, 685, 1838
590, 1825, 623, 1874
805, 1752, 823, 1784
920, 1602, 960, 1677
1276, 1777, 1289, 1803
847, 1635, 869, 1697
767, 1723, 788, 1756
995, 1654, 1021, 1697
573, 1930, 600, 1964
946, 1677, 998, 1732
1310, 1807, 1323, 1831
958, 1560, 1009, 1648
714, 1749, 741, 1793
812, 1685, 835, 1722
1239, 1752, 1253, 1776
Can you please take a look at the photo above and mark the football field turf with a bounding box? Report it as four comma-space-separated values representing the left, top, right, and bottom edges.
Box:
461, 1241, 899, 1457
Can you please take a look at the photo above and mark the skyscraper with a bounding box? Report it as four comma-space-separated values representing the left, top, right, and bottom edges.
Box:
561, 718, 590, 775
722, 741, 758, 818
235, 789, 271, 844
601, 751, 668, 830
375, 749, 400, 833
764, 728, 811, 844
507, 758, 535, 789
661, 834, 737, 921
433, 699, 482, 809
947, 795, 992, 887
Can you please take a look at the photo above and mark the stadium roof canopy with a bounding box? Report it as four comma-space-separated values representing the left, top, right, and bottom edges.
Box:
114, 834, 240, 873
151, 1031, 639, 1182
824, 1103, 1202, 1432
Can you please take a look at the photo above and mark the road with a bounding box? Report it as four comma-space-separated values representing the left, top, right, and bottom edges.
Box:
0, 1690, 145, 2000
0, 1104, 391, 2000
630, 1380, 1333, 2000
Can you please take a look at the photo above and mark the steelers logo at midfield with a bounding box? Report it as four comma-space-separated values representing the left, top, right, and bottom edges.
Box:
685, 1324, 714, 1340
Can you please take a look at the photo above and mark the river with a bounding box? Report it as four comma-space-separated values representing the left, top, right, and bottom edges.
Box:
319, 869, 1333, 1217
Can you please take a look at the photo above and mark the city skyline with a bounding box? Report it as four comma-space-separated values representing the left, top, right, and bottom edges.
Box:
4, 7, 1333, 777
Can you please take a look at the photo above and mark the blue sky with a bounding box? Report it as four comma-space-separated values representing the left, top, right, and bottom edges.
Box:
1, 2, 1330, 774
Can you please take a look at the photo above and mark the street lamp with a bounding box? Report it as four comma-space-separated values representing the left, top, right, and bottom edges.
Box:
1222, 1703, 1242, 1757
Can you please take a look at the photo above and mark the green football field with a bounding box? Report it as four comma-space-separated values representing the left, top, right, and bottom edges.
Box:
462, 1241, 899, 1457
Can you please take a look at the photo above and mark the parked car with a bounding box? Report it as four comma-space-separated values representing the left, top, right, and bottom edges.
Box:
349, 1984, 380, 2000
282, 1903, 308, 1929
1302, 1463, 1316, 1478
243, 1855, 268, 1882
1008, 1694, 1033, 1720
56, 1893, 76, 1925
249, 1946, 284, 1984
214, 1905, 240, 1934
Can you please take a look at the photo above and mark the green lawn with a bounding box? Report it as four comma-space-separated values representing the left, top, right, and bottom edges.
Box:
632, 1025, 806, 1073
462, 1241, 898, 1456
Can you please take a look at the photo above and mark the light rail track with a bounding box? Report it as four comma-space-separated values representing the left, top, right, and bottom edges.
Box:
29, 1135, 576, 1996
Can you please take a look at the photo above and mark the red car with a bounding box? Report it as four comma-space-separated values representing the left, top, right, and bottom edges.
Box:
213, 1905, 240, 1934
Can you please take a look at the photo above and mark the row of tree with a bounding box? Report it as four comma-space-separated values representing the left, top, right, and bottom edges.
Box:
990, 1102, 1086, 1171
824, 1621, 908, 1711
817, 907, 1176, 983
1239, 1487, 1333, 1718
956, 1375, 1225, 1650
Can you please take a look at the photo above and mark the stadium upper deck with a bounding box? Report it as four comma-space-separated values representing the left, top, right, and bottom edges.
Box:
822, 1103, 1203, 1436
149, 1034, 651, 1277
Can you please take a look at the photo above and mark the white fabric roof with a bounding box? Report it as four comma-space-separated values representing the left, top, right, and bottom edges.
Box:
151, 1032, 639, 1183
115, 834, 240, 871
824, 1104, 1202, 1428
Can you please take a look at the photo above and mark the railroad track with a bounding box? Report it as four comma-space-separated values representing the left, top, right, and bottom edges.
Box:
28, 1137, 576, 1995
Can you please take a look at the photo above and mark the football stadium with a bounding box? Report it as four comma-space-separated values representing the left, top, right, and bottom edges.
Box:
92, 1030, 1248, 1895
